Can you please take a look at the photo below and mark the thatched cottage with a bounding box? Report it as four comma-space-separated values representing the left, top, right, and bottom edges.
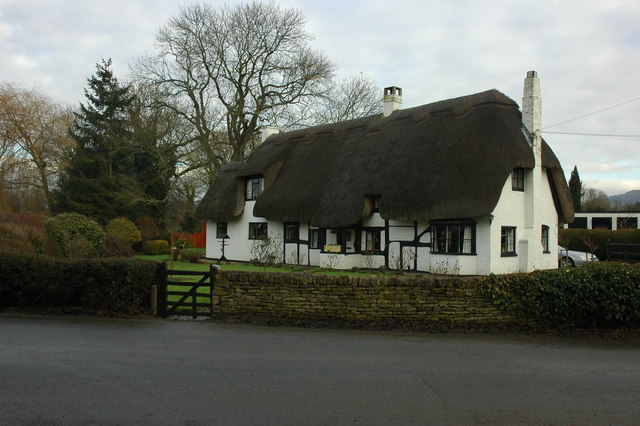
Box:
196, 71, 574, 274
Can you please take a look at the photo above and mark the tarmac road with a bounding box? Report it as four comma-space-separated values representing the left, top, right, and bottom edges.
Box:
1, 314, 639, 425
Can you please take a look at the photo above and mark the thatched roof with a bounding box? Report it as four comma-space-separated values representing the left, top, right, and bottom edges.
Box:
196, 89, 574, 227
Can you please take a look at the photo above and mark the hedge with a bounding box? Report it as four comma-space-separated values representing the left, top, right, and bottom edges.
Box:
143, 239, 170, 255
179, 248, 203, 263
559, 228, 640, 260
484, 262, 640, 326
0, 250, 161, 315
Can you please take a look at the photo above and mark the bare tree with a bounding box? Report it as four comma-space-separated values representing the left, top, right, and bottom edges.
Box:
0, 83, 74, 212
133, 1, 334, 167
582, 186, 612, 212
316, 73, 382, 123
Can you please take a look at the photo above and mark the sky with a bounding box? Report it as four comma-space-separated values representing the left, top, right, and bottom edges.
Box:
1, 0, 639, 196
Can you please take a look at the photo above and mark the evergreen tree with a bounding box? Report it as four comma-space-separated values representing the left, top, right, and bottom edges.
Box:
568, 165, 583, 212
54, 59, 161, 223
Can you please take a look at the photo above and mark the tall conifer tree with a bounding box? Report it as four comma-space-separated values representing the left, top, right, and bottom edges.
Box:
55, 59, 141, 222
568, 165, 583, 212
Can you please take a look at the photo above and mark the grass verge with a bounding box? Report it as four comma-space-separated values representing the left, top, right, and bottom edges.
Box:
135, 254, 382, 277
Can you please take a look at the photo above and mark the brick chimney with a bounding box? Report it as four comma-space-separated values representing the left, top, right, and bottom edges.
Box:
383, 86, 402, 117
522, 71, 542, 168
520, 70, 543, 272
522, 71, 541, 137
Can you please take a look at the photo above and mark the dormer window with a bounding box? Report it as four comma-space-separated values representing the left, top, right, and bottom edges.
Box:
245, 176, 264, 200
372, 195, 381, 212
511, 168, 525, 191
364, 194, 381, 215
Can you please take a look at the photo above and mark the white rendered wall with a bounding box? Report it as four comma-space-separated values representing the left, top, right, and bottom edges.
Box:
488, 169, 558, 274
319, 252, 362, 269
205, 200, 283, 263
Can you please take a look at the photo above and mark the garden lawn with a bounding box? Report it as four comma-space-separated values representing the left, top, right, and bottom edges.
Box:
135, 254, 377, 276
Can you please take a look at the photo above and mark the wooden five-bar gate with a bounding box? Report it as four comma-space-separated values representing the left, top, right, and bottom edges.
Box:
157, 263, 219, 319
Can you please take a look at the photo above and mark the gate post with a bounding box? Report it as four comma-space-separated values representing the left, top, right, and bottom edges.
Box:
210, 264, 220, 316
157, 261, 168, 318
151, 285, 158, 316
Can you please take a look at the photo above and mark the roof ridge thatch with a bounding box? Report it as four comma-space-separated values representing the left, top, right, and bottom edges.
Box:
196, 89, 574, 226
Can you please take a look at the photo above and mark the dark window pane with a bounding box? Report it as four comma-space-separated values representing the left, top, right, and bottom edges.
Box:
501, 227, 516, 256
568, 217, 587, 229
216, 222, 228, 239
617, 217, 638, 229
592, 217, 612, 230
249, 222, 268, 240
431, 223, 475, 254
245, 176, 264, 200
541, 225, 549, 252
285, 223, 299, 242
512, 168, 525, 191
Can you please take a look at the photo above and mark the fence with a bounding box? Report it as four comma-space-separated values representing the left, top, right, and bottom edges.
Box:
607, 243, 640, 263
170, 222, 207, 249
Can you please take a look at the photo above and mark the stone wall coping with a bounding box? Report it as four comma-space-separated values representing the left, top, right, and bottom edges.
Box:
219, 270, 484, 289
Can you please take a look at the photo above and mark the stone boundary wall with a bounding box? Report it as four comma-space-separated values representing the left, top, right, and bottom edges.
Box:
214, 271, 512, 323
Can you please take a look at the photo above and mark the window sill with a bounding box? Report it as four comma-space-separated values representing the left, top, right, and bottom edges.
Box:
501, 252, 517, 257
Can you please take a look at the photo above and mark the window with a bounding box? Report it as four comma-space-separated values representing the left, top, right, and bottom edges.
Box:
310, 229, 319, 249
284, 222, 299, 242
365, 195, 381, 213
541, 225, 549, 253
512, 168, 525, 191
592, 217, 612, 230
617, 217, 638, 230
248, 222, 268, 240
501, 227, 517, 256
568, 217, 587, 229
245, 176, 264, 200
431, 223, 476, 254
364, 229, 381, 252
309, 229, 325, 249
216, 222, 228, 239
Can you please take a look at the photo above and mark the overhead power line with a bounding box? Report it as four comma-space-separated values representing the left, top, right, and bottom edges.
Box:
542, 96, 640, 130
541, 131, 640, 138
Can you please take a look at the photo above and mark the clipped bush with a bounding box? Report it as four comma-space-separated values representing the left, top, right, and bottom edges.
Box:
559, 228, 640, 260
180, 248, 203, 263
484, 262, 640, 326
105, 217, 142, 245
143, 239, 169, 255
103, 235, 134, 258
45, 213, 105, 259
0, 249, 160, 314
